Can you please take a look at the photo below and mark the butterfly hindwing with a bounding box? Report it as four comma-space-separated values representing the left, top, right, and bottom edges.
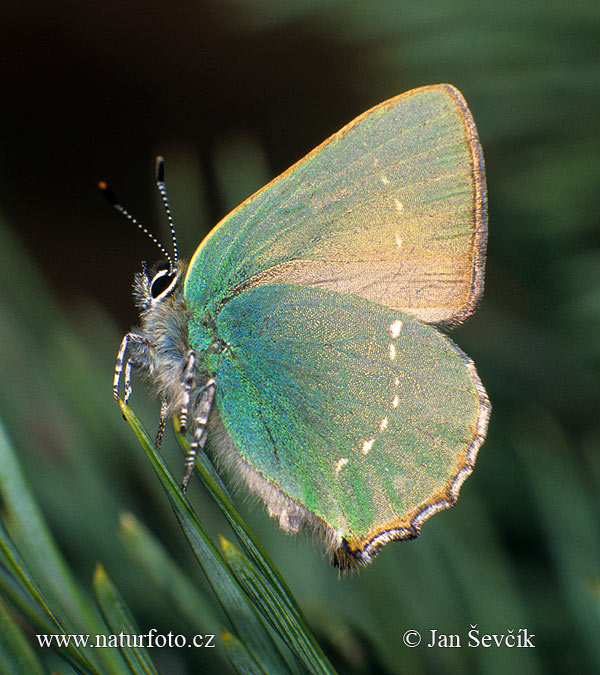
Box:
201, 283, 488, 561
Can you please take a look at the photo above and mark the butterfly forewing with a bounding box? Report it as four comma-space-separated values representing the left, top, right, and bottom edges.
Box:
185, 84, 486, 326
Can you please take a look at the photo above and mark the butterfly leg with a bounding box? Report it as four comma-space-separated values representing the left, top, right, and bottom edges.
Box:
181, 379, 216, 493
113, 332, 153, 400
123, 358, 136, 403
155, 398, 169, 449
178, 350, 196, 433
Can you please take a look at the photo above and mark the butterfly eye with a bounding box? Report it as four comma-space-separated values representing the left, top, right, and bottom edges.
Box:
150, 269, 178, 300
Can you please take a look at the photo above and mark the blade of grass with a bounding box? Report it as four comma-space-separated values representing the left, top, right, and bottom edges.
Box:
121, 401, 289, 674
0, 563, 59, 636
220, 535, 334, 675
0, 563, 108, 674
0, 593, 45, 675
0, 419, 94, 624
222, 628, 268, 675
93, 565, 159, 675
176, 433, 334, 672
0, 520, 99, 675
0, 417, 128, 675
118, 512, 223, 630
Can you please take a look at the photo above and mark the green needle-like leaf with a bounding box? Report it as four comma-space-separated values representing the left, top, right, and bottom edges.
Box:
222, 628, 268, 675
0, 594, 45, 675
177, 432, 334, 671
118, 511, 223, 630
93, 564, 159, 675
220, 535, 336, 675
121, 400, 289, 674
0, 418, 127, 675
0, 520, 99, 674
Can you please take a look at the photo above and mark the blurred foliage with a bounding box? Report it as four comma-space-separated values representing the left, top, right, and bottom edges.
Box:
1, 0, 599, 673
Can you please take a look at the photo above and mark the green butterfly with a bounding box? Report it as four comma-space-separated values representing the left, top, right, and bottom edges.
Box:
112, 84, 490, 568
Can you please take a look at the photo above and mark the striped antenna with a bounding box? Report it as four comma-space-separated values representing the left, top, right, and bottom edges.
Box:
98, 158, 179, 272
154, 156, 179, 268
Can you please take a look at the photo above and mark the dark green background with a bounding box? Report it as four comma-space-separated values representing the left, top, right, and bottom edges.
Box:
1, 1, 599, 673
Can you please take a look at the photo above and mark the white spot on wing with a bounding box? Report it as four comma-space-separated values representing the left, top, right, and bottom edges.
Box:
381, 175, 390, 185
356, 316, 404, 462
334, 457, 348, 473
389, 320, 403, 338
361, 439, 375, 455
394, 198, 404, 213
395, 234, 403, 249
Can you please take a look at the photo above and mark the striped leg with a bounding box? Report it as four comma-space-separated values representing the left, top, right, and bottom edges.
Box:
181, 379, 216, 493
155, 398, 169, 448
123, 359, 135, 403
113, 332, 152, 400
178, 350, 196, 433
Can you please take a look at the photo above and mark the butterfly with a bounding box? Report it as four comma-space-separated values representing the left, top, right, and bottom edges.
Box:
108, 84, 490, 569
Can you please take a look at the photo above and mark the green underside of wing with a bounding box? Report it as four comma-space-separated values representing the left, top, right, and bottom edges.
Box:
184, 85, 486, 326
190, 283, 485, 543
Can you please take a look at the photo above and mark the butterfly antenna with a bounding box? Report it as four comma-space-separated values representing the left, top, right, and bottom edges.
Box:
98, 175, 175, 272
155, 156, 179, 271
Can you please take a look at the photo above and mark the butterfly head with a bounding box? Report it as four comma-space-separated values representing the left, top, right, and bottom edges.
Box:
100, 156, 183, 313
133, 260, 183, 312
